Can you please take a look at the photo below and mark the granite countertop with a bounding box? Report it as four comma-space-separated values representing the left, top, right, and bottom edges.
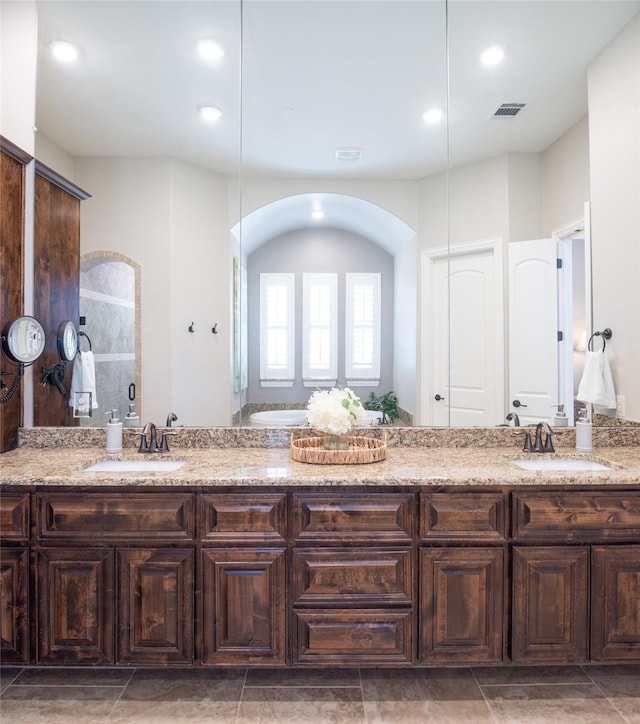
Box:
1, 444, 639, 487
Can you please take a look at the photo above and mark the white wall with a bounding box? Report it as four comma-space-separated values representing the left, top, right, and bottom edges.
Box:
588, 14, 640, 422
543, 116, 590, 235
35, 131, 76, 181
0, 1, 37, 154
169, 160, 232, 426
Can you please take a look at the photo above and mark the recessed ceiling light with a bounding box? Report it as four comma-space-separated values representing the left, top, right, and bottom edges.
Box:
197, 39, 224, 61
50, 40, 79, 64
422, 108, 444, 124
311, 210, 324, 220
335, 147, 363, 161
198, 105, 222, 122
480, 45, 505, 66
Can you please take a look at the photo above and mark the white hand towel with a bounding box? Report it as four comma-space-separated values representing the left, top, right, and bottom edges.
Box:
576, 350, 616, 410
68, 351, 99, 409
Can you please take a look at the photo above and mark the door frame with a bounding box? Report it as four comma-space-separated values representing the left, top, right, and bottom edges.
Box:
421, 238, 504, 426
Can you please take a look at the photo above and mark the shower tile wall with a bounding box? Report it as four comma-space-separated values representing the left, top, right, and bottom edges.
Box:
79, 261, 135, 426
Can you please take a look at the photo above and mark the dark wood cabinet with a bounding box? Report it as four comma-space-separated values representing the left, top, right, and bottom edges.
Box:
2, 485, 639, 668
0, 547, 29, 663
512, 546, 589, 663
118, 548, 194, 665
36, 547, 114, 664
201, 548, 286, 665
420, 546, 504, 664
591, 545, 640, 661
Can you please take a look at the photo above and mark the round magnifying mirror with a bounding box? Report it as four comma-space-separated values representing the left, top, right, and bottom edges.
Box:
2, 315, 46, 364
57, 320, 78, 362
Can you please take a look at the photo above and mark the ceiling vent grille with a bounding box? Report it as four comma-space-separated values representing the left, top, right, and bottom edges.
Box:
335, 147, 363, 161
492, 103, 526, 117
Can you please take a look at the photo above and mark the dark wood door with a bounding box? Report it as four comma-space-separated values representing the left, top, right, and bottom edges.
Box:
37, 547, 114, 664
591, 545, 640, 661
420, 546, 504, 664
0, 547, 29, 663
118, 548, 194, 665
201, 548, 286, 665
512, 546, 589, 663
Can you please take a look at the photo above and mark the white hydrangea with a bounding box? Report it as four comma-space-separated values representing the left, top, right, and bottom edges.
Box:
306, 387, 364, 435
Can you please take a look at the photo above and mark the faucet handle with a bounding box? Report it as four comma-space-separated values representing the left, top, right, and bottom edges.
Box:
517, 430, 534, 452
134, 431, 150, 453
159, 430, 177, 452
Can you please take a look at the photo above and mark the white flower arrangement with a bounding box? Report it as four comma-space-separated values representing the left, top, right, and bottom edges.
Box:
306, 387, 365, 435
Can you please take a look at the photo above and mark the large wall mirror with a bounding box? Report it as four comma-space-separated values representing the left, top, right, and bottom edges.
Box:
33, 0, 640, 428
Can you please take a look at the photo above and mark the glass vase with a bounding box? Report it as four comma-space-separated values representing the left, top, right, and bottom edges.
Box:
323, 434, 350, 451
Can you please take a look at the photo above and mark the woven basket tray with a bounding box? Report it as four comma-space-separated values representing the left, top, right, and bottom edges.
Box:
291, 435, 387, 464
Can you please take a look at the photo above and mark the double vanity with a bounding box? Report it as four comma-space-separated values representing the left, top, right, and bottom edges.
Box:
2, 425, 639, 669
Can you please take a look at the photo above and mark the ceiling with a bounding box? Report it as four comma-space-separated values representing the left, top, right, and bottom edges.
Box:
35, 0, 640, 252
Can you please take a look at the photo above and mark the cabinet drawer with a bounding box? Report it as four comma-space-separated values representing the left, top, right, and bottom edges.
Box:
420, 492, 506, 541
294, 609, 413, 665
292, 493, 413, 544
200, 493, 286, 544
0, 492, 29, 542
513, 491, 640, 542
37, 493, 195, 541
292, 548, 413, 607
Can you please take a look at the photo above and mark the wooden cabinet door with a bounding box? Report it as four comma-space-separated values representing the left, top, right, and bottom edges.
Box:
512, 546, 589, 663
201, 548, 286, 665
37, 548, 114, 664
592, 545, 640, 661
1, 547, 29, 663
420, 547, 503, 664
118, 548, 193, 665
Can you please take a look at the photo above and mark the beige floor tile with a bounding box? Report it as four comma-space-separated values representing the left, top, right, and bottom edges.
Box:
484, 682, 626, 723
0, 684, 120, 723
237, 686, 365, 724
0, 666, 23, 694
11, 666, 134, 687
361, 668, 493, 723
585, 665, 640, 723
360, 667, 480, 701
245, 667, 361, 687
475, 665, 592, 686
107, 698, 241, 723
121, 668, 246, 702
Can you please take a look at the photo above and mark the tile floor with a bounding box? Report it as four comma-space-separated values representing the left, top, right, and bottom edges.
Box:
0, 664, 638, 723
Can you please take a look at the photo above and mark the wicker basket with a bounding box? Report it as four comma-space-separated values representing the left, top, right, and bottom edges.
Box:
291, 435, 387, 464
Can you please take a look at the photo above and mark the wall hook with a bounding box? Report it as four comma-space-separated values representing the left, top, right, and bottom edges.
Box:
188, 322, 195, 333
211, 324, 218, 334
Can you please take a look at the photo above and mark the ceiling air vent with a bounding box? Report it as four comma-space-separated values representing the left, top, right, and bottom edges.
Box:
492, 103, 526, 118
335, 147, 363, 161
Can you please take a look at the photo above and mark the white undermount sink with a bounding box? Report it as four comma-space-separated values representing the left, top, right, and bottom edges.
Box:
512, 458, 611, 472
84, 459, 185, 473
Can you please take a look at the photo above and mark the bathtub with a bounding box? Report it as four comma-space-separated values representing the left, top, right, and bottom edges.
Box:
248, 409, 382, 426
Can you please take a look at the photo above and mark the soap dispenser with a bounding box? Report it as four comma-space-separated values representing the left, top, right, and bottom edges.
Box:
575, 407, 592, 453
124, 403, 139, 427
106, 409, 123, 453
552, 404, 568, 427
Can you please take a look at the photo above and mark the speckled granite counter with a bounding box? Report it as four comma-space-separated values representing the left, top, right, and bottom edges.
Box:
2, 443, 639, 487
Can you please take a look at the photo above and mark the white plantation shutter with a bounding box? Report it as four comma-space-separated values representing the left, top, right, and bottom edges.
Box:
303, 273, 337, 384
346, 273, 381, 384
260, 273, 295, 385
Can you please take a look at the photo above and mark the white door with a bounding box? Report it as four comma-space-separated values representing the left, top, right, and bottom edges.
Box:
508, 238, 558, 424
424, 241, 503, 426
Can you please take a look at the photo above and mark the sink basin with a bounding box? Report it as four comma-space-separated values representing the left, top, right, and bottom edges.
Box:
512, 458, 611, 472
84, 459, 185, 473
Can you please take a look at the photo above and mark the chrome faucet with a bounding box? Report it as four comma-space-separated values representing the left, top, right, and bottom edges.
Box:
166, 412, 178, 427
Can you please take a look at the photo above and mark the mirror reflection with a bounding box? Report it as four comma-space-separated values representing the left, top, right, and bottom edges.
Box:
33, 0, 640, 428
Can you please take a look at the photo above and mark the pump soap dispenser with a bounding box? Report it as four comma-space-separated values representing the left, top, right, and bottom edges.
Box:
106, 409, 123, 453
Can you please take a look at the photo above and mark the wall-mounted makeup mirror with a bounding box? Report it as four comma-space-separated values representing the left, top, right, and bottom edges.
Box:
32, 0, 640, 427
